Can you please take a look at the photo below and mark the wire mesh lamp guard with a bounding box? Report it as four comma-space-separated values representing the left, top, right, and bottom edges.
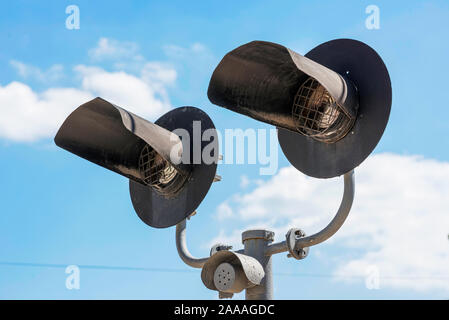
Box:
54, 38, 391, 300
197, 38, 391, 299
292, 77, 355, 143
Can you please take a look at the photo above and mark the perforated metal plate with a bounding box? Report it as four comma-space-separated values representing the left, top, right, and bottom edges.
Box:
201, 251, 264, 293
214, 262, 236, 292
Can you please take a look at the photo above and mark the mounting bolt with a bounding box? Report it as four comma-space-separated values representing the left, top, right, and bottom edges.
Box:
285, 228, 309, 260
210, 243, 233, 256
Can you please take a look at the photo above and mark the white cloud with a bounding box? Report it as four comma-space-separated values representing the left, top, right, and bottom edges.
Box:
141, 62, 177, 85
0, 82, 92, 141
163, 42, 210, 58
161, 42, 215, 102
88, 37, 142, 62
240, 175, 250, 188
163, 42, 215, 73
1, 38, 177, 142
10, 60, 64, 83
216, 202, 234, 221
212, 153, 449, 293
74, 65, 171, 119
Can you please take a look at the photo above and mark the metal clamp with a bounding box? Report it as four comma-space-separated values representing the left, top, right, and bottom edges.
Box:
210, 243, 233, 256
175, 170, 355, 301
285, 228, 309, 260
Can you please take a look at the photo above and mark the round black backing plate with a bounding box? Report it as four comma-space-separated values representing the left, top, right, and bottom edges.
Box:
129, 107, 218, 228
278, 39, 392, 178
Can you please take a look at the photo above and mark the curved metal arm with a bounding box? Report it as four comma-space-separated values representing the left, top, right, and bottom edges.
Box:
176, 219, 209, 268
266, 170, 355, 256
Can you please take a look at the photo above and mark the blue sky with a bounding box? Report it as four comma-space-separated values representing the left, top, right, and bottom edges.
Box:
1, 0, 449, 299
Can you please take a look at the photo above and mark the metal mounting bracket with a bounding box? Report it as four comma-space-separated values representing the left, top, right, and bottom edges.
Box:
174, 170, 355, 299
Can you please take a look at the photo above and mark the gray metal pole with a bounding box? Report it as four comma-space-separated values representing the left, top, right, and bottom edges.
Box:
175, 170, 355, 300
265, 170, 355, 256
175, 219, 209, 268
242, 230, 274, 300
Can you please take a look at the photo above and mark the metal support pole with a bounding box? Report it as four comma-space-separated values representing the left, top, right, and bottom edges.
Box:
265, 170, 355, 256
242, 230, 274, 300
176, 170, 355, 300
175, 219, 209, 268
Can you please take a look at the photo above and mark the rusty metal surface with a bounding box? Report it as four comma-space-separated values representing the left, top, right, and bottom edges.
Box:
55, 98, 219, 228
208, 39, 391, 178
278, 39, 391, 178
54, 97, 187, 184
207, 40, 358, 134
